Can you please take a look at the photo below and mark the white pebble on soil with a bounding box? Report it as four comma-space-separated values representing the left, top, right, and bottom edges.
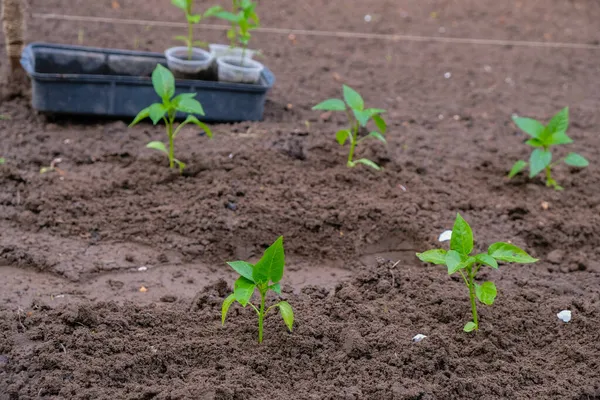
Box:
557, 310, 571, 323
438, 230, 452, 242
412, 334, 427, 343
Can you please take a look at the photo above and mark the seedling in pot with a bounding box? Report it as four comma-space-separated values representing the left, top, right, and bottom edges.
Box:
508, 107, 589, 190
312, 85, 387, 170
416, 213, 537, 332
129, 64, 212, 173
214, 0, 260, 63
171, 0, 222, 60
222, 236, 294, 343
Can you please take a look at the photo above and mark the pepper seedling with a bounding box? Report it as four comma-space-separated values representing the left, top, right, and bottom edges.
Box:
214, 0, 260, 63
312, 85, 387, 170
222, 236, 294, 343
0, 157, 5, 164
171, 0, 222, 60
508, 107, 589, 190
129, 64, 212, 173
416, 213, 538, 332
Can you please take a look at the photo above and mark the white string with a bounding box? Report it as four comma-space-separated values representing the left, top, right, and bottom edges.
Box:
32, 13, 600, 50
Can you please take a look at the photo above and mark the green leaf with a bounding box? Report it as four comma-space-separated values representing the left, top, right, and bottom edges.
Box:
343, 85, 364, 111
234, 276, 256, 306
547, 131, 573, 145
513, 116, 545, 138
416, 249, 447, 265
475, 281, 497, 305
227, 261, 254, 281
176, 97, 205, 116
174, 35, 190, 45
172, 92, 197, 106
148, 103, 167, 125
367, 131, 386, 143
181, 115, 212, 138
215, 10, 241, 22
152, 64, 175, 100
488, 242, 538, 264
372, 114, 387, 134
450, 213, 473, 255
529, 148, 552, 178
204, 5, 223, 17
171, 0, 188, 10
445, 250, 467, 274
146, 141, 168, 154
277, 301, 294, 332
129, 106, 150, 127
475, 254, 498, 269
221, 293, 236, 325
508, 160, 528, 178
353, 109, 371, 127
253, 236, 285, 284
269, 283, 281, 294
336, 129, 350, 145
464, 321, 477, 332
564, 153, 589, 167
312, 99, 346, 111
187, 14, 201, 23
525, 138, 544, 147
545, 107, 569, 138
353, 158, 381, 170
173, 158, 186, 173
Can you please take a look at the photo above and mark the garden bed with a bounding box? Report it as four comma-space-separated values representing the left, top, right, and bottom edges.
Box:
1, 0, 600, 398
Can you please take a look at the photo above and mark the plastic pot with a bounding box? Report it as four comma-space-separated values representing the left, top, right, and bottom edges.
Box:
217, 56, 264, 84
209, 44, 256, 60
164, 46, 215, 80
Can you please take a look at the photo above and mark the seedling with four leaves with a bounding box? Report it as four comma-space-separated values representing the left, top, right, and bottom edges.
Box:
508, 107, 589, 190
129, 64, 212, 173
312, 85, 387, 170
214, 0, 260, 63
171, 0, 222, 60
222, 236, 294, 343
416, 213, 538, 332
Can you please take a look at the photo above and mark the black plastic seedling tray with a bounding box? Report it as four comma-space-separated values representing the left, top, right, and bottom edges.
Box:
20, 43, 275, 122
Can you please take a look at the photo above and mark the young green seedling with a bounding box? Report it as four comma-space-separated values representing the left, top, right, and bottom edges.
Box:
416, 213, 538, 332
0, 157, 5, 164
129, 64, 212, 173
214, 0, 260, 63
171, 0, 222, 60
312, 85, 387, 170
508, 107, 589, 190
221, 236, 294, 343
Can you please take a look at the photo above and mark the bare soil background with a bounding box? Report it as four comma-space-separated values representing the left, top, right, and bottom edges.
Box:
1, 0, 600, 398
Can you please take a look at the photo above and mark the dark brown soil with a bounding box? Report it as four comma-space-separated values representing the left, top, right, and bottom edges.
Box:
2, 0, 600, 399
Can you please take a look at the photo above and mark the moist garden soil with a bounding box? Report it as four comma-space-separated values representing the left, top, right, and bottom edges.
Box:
2, 0, 600, 399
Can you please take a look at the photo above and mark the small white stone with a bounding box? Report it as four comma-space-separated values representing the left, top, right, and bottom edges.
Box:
484, 65, 492, 72
412, 334, 427, 343
364, 14, 372, 22
438, 114, 444, 120
138, 266, 148, 272
438, 230, 452, 242
557, 310, 571, 323
228, 153, 233, 159
444, 72, 452, 79
453, 115, 460, 121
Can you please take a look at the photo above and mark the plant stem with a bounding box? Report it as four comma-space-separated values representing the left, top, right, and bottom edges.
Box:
258, 289, 266, 343
544, 166, 552, 187
347, 121, 358, 167
187, 21, 194, 60
167, 119, 175, 169
467, 266, 478, 331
